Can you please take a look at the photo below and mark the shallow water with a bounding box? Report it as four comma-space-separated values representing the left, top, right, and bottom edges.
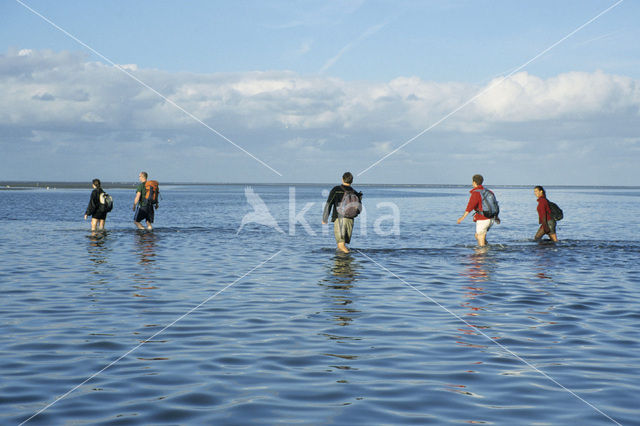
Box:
1, 185, 639, 425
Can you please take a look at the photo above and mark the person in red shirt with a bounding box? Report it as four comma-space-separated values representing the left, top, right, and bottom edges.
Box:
457, 174, 500, 247
534, 185, 558, 242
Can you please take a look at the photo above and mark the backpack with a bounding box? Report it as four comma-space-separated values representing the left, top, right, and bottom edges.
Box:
99, 191, 114, 212
476, 188, 499, 218
548, 201, 563, 221
337, 190, 362, 219
144, 180, 159, 205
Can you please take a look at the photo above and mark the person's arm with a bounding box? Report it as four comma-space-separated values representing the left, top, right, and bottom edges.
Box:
457, 192, 477, 224
133, 190, 141, 211
322, 188, 337, 224
85, 189, 97, 217
457, 210, 471, 224
538, 201, 550, 233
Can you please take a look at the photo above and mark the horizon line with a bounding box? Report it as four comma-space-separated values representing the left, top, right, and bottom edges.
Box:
1, 181, 638, 190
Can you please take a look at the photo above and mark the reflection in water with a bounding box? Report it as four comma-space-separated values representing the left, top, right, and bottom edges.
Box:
319, 253, 362, 379
532, 242, 559, 282
87, 231, 109, 266
446, 248, 499, 414
86, 231, 111, 302
133, 231, 158, 293
461, 247, 491, 283
455, 247, 494, 388
459, 247, 493, 320
328, 253, 359, 289
321, 253, 360, 325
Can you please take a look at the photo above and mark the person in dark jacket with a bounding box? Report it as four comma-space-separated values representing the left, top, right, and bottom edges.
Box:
84, 178, 108, 231
534, 185, 558, 242
322, 172, 362, 253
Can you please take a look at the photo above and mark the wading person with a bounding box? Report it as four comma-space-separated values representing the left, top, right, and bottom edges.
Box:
84, 178, 111, 231
457, 174, 500, 247
322, 172, 363, 254
534, 185, 558, 242
133, 171, 159, 230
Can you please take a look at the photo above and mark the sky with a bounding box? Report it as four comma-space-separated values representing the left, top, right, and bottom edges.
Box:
1, 0, 639, 185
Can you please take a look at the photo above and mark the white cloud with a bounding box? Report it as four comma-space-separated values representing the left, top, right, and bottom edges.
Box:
4, 50, 637, 135
1, 49, 639, 184
473, 71, 640, 121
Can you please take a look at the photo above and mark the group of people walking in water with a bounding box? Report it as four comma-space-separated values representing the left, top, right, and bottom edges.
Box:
85, 171, 559, 252
322, 172, 559, 253
455, 174, 559, 246
84, 171, 158, 231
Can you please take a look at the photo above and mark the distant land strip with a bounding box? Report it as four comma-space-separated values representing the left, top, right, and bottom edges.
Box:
1, 182, 639, 191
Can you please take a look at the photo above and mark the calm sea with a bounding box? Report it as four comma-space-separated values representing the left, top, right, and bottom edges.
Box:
1, 184, 639, 425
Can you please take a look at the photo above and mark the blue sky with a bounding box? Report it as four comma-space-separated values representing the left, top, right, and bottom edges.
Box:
1, 0, 639, 184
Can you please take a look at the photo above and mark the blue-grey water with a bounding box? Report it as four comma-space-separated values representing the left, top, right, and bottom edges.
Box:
1, 184, 639, 425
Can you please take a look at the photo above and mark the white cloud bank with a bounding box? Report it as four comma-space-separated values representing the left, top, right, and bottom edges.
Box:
1, 49, 639, 184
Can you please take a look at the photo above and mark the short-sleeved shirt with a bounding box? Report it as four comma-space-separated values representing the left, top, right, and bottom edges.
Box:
136, 182, 148, 207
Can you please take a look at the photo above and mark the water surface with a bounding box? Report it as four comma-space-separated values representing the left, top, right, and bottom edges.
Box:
1, 185, 638, 425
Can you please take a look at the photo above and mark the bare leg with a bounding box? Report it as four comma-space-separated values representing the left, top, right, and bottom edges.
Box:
534, 226, 545, 240
475, 232, 487, 247
98, 219, 105, 230
146, 221, 153, 230
91, 218, 99, 231
134, 221, 145, 230
549, 233, 558, 242
337, 242, 349, 253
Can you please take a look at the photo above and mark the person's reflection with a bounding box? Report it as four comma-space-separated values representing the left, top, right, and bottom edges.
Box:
86, 231, 110, 300
133, 231, 158, 292
87, 231, 108, 265
328, 252, 359, 289
319, 253, 361, 377
532, 242, 557, 281
462, 246, 491, 284
457, 247, 492, 346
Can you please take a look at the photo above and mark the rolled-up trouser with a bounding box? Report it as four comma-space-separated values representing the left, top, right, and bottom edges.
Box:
334, 217, 354, 244
544, 218, 557, 234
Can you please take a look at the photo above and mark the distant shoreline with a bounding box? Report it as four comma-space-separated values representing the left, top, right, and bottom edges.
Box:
1, 181, 638, 191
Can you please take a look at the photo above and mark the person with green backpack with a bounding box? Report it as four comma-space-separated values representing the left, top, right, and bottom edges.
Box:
534, 185, 559, 242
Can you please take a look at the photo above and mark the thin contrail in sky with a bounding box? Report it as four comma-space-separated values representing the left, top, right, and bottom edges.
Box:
320, 21, 388, 74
